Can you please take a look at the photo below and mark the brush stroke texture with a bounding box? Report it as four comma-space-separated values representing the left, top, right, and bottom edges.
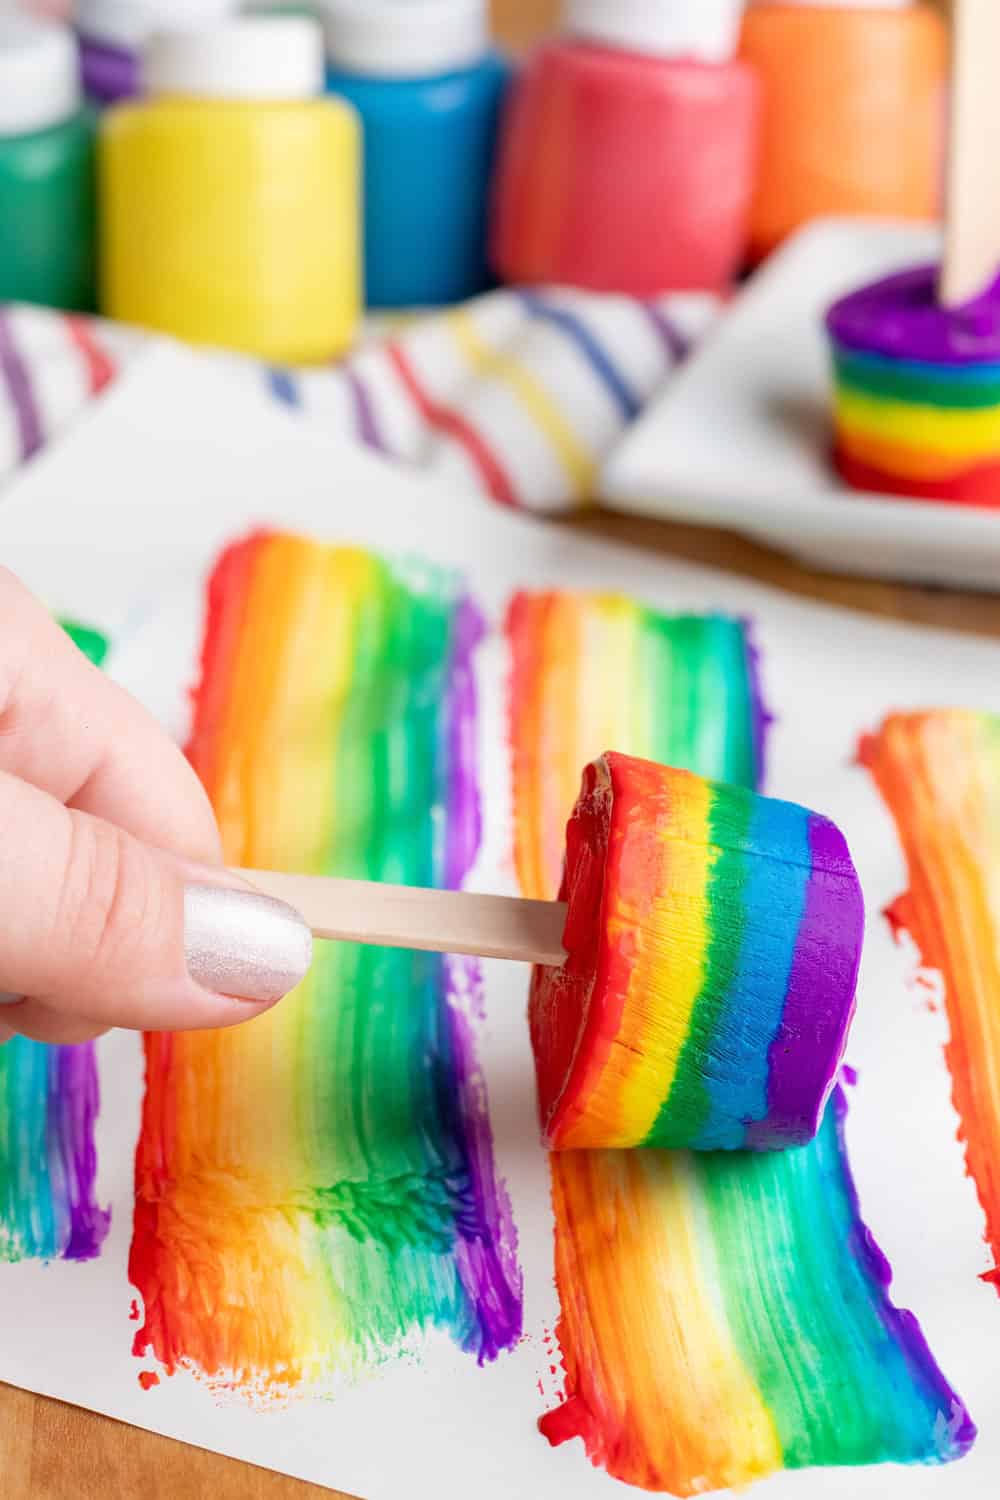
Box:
862, 711, 1000, 1284
130, 533, 521, 1394
506, 590, 973, 1494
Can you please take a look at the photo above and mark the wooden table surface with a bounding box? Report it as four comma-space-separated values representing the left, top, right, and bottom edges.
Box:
5, 1, 989, 1497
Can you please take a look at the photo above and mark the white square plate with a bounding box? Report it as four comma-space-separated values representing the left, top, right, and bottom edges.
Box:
603, 219, 1000, 591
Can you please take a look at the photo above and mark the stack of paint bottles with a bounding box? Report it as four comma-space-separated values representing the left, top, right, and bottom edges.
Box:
739, 0, 947, 262
74, 0, 240, 105
0, 0, 956, 352
100, 15, 361, 361
0, 13, 96, 311
490, 0, 759, 295
322, 0, 510, 308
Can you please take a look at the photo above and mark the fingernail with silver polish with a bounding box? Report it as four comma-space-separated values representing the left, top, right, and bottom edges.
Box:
0, 993, 22, 1006
184, 885, 313, 1004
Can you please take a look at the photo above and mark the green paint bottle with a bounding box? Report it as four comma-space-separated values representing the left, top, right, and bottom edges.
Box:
0, 16, 96, 312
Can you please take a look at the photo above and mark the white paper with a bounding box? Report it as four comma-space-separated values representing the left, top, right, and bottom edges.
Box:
0, 341, 999, 1499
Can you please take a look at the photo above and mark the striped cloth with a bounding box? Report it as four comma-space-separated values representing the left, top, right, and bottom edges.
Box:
0, 289, 719, 512
0, 306, 141, 479
268, 288, 718, 511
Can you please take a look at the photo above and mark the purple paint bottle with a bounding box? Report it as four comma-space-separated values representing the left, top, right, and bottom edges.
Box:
74, 0, 238, 104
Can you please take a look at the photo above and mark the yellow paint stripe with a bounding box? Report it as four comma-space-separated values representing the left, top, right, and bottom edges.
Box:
449, 308, 598, 501
836, 389, 1000, 457
563, 773, 714, 1149
548, 1150, 783, 1490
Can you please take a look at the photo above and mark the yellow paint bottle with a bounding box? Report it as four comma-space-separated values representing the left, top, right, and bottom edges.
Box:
99, 16, 359, 361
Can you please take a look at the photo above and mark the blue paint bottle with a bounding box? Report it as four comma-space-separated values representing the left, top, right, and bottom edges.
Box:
321, 0, 509, 308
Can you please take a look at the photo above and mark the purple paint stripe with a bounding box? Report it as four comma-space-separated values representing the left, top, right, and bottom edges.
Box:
440, 594, 522, 1359
746, 815, 864, 1149
641, 302, 690, 364
444, 960, 523, 1362
0, 312, 43, 462
344, 367, 388, 455
830, 1085, 977, 1454
51, 1044, 111, 1261
741, 617, 772, 792
442, 595, 485, 890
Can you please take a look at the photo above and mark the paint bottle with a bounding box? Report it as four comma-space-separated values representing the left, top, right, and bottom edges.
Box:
740, 0, 947, 261
73, 0, 240, 105
490, 0, 758, 295
99, 17, 361, 362
0, 15, 96, 311
321, 0, 510, 308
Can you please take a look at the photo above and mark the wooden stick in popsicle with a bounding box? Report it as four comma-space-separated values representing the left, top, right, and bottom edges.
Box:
241, 753, 865, 1155
940, 0, 1000, 305
237, 872, 568, 967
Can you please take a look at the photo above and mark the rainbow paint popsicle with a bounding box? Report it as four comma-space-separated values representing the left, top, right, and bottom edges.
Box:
507, 590, 973, 1494
0, 620, 111, 1263
531, 752, 863, 1152
827, 264, 1000, 505
862, 711, 1000, 1283
130, 533, 521, 1392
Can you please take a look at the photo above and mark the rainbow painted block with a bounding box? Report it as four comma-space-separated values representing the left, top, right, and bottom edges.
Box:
826, 263, 1000, 506
529, 752, 864, 1152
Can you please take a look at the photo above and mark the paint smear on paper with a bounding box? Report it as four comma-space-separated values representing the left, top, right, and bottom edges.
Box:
130, 533, 521, 1394
506, 592, 973, 1493
861, 711, 1000, 1282
62, 619, 110, 667
0, 1038, 110, 1263
0, 621, 111, 1264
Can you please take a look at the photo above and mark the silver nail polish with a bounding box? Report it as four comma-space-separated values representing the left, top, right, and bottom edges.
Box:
0, 993, 22, 1006
184, 886, 312, 1004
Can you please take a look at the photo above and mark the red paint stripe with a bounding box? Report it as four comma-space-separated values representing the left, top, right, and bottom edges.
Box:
65, 315, 116, 395
834, 446, 1000, 507
386, 342, 520, 509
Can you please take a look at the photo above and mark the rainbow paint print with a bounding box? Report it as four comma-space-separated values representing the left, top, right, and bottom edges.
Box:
0, 1038, 109, 1263
506, 591, 973, 1494
862, 711, 1000, 1283
0, 620, 111, 1264
130, 533, 521, 1392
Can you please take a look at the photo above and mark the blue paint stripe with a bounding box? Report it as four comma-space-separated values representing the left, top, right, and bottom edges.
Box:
518, 291, 641, 421
833, 345, 1000, 384
691, 798, 811, 1150
267, 367, 299, 406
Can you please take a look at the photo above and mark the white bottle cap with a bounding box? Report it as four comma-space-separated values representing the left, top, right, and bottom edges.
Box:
144, 16, 325, 99
566, 0, 748, 62
74, 0, 241, 52
0, 15, 80, 135
320, 0, 488, 78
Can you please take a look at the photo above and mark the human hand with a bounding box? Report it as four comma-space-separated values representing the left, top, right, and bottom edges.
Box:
0, 568, 311, 1045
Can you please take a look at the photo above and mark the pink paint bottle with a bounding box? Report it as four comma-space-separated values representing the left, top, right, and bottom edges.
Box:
490, 0, 758, 295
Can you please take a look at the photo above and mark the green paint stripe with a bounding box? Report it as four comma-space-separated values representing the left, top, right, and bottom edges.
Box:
60, 620, 108, 667
834, 354, 1000, 409
646, 796, 752, 1146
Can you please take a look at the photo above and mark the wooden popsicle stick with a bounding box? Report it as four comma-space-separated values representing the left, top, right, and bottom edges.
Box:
236, 869, 569, 967
940, 0, 1000, 305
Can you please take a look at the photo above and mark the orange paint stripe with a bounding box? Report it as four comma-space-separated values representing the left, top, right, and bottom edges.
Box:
834, 426, 974, 482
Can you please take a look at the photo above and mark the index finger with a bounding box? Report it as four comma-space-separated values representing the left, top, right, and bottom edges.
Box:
0, 567, 221, 864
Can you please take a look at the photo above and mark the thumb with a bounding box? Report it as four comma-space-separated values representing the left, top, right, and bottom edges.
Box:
0, 769, 312, 1043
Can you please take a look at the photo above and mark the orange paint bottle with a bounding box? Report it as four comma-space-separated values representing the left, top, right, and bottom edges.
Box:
739, 0, 947, 261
